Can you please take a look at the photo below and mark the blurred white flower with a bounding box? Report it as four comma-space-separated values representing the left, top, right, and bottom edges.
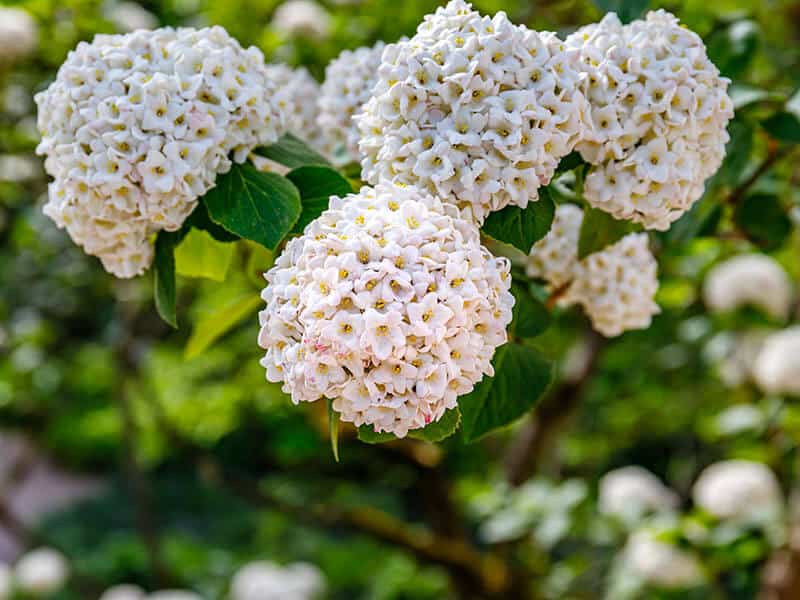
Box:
754, 326, 800, 396
623, 529, 704, 589
0, 7, 38, 64
258, 181, 514, 437
704, 330, 768, 388
13, 548, 69, 595
2, 84, 34, 118
266, 64, 324, 149
566, 11, 733, 230
714, 404, 764, 436
693, 460, 783, 523
35, 26, 285, 277
599, 466, 678, 526
148, 591, 203, 600
357, 0, 586, 223
272, 0, 331, 39
99, 584, 147, 600
0, 155, 40, 183
105, 1, 158, 32
704, 254, 793, 320
231, 561, 325, 600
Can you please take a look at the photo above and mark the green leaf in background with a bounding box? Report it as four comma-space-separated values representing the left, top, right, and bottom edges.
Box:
245, 241, 275, 288
357, 424, 398, 444
577, 206, 640, 259
706, 20, 760, 79
714, 118, 755, 188
734, 193, 792, 251
204, 162, 302, 250
663, 195, 723, 246
184, 201, 239, 242
254, 133, 331, 168
328, 399, 340, 462
761, 112, 800, 144
592, 0, 649, 23
408, 408, 461, 442
510, 285, 551, 339
459, 344, 553, 442
174, 229, 234, 282
554, 152, 585, 175
286, 165, 353, 233
481, 187, 555, 253
184, 293, 262, 360
154, 231, 181, 328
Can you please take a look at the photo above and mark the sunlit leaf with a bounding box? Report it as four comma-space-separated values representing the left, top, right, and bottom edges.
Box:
184, 294, 262, 359
254, 133, 331, 168
174, 229, 234, 282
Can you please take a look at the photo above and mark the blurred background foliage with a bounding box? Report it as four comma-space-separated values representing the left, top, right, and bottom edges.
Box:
1, 0, 800, 598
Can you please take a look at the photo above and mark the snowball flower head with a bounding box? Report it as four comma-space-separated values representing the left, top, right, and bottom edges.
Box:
693, 460, 783, 523
704, 254, 793, 320
599, 466, 678, 525
272, 0, 331, 39
527, 204, 660, 337
266, 64, 323, 149
105, 2, 159, 32
753, 326, 800, 396
13, 548, 69, 595
566, 11, 733, 230
258, 181, 514, 437
35, 26, 284, 277
99, 584, 146, 600
0, 7, 38, 63
318, 42, 386, 165
231, 561, 325, 600
357, 0, 586, 223
624, 529, 704, 588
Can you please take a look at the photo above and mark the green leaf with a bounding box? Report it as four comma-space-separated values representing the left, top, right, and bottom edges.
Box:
204, 162, 301, 250
174, 229, 235, 282
408, 408, 461, 442
328, 399, 340, 462
244, 241, 275, 288
184, 294, 262, 360
592, 0, 649, 23
286, 166, 353, 233
357, 425, 398, 444
714, 118, 754, 188
184, 201, 239, 242
734, 193, 792, 251
510, 285, 550, 339
154, 231, 180, 328
729, 85, 779, 110
762, 112, 800, 144
459, 344, 553, 442
706, 20, 760, 79
577, 206, 640, 259
555, 151, 585, 175
481, 187, 555, 253
254, 133, 331, 168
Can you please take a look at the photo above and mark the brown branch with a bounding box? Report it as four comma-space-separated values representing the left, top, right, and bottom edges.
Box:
505, 330, 605, 486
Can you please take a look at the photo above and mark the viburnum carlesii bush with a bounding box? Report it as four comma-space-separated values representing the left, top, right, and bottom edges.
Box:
258, 181, 514, 437
565, 11, 734, 230
317, 42, 386, 165
34, 27, 284, 277
692, 460, 783, 523
527, 204, 660, 337
703, 254, 793, 320
599, 466, 678, 526
266, 64, 323, 148
753, 326, 800, 396
0, 7, 38, 64
356, 0, 585, 223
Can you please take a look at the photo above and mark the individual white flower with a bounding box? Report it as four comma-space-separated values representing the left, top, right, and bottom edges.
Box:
0, 7, 38, 63
104, 1, 158, 32
527, 204, 659, 337
99, 584, 147, 600
599, 466, 679, 526
623, 529, 704, 589
693, 460, 783, 523
566, 11, 733, 230
231, 561, 325, 600
317, 42, 386, 165
35, 26, 284, 277
703, 254, 793, 320
271, 0, 331, 39
13, 548, 69, 595
266, 64, 324, 150
357, 0, 586, 223
753, 326, 800, 396
0, 564, 12, 600
258, 181, 514, 437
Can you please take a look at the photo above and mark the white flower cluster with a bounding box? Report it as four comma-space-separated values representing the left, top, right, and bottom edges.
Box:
357, 0, 585, 223
623, 529, 704, 589
599, 466, 678, 526
704, 254, 793, 321
272, 0, 331, 39
35, 26, 284, 277
753, 326, 800, 396
527, 204, 660, 337
258, 181, 514, 437
0, 7, 39, 63
266, 64, 323, 147
99, 586, 202, 600
692, 460, 783, 523
0, 548, 69, 599
231, 561, 325, 600
566, 11, 733, 230
318, 42, 386, 165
